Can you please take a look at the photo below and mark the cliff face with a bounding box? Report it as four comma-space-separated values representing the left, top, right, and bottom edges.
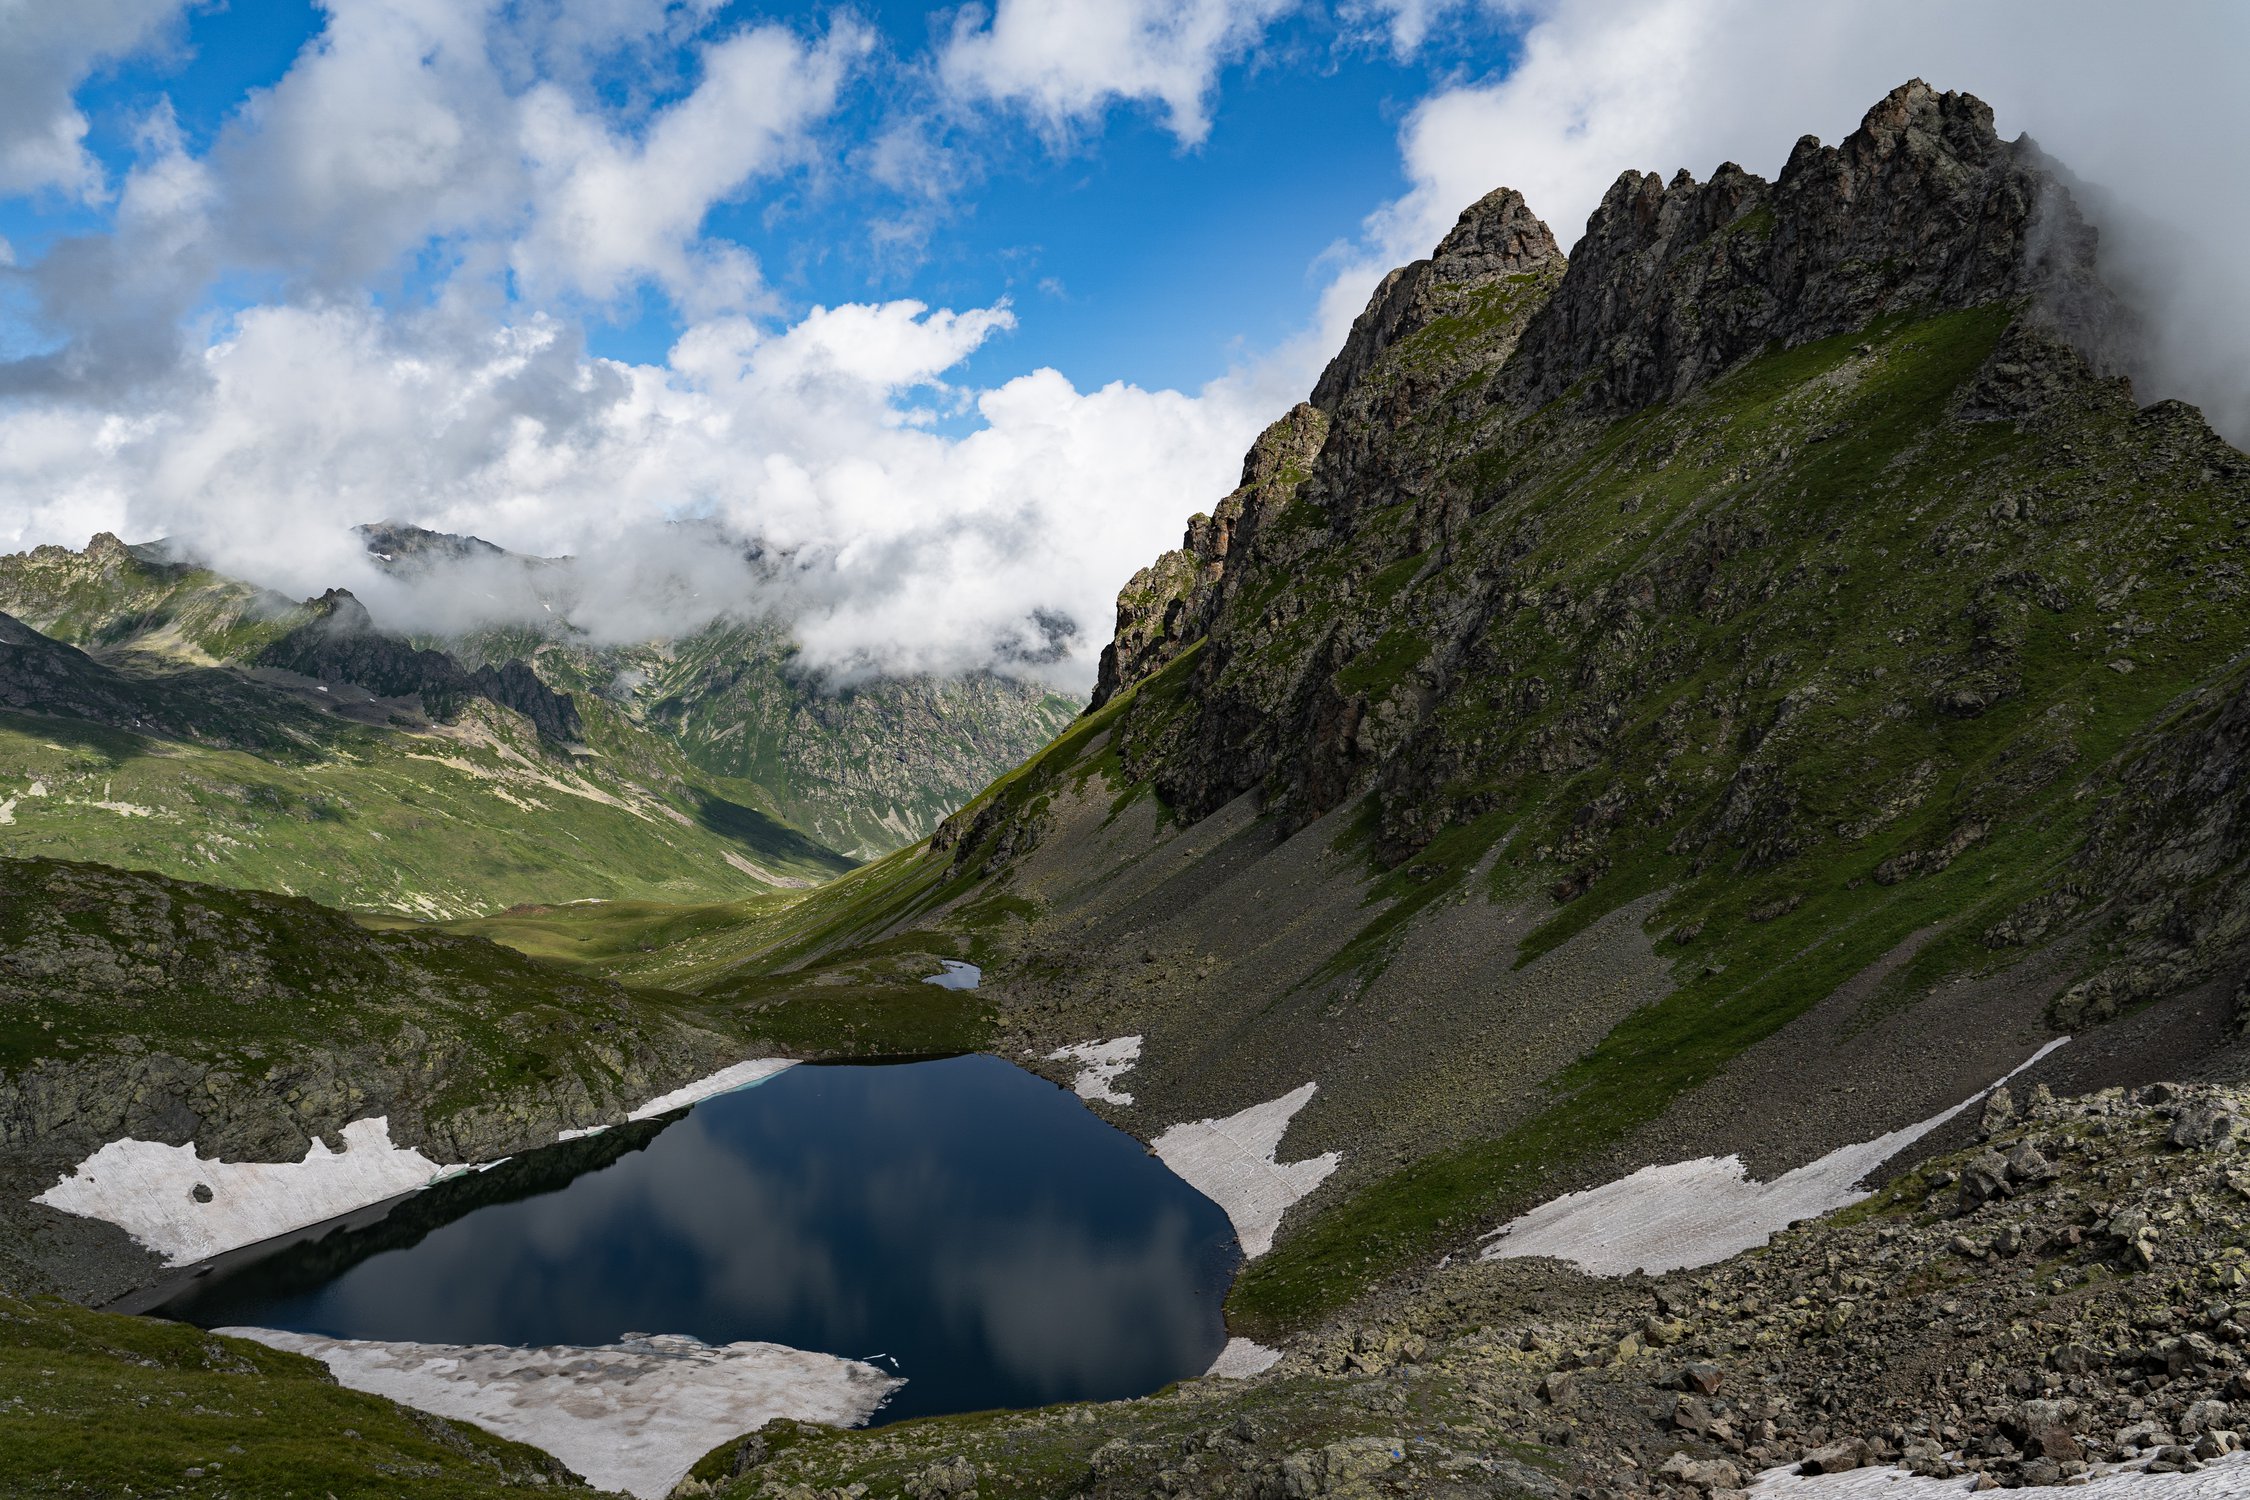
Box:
1088, 81, 2216, 867
1093, 403, 1329, 709
1501, 83, 2114, 418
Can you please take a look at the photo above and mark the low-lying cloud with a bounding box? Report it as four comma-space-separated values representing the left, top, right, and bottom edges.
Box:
1, 293, 1285, 685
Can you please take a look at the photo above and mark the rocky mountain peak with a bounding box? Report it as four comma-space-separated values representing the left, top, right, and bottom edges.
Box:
84, 532, 134, 566
1494, 80, 2118, 419
1310, 188, 1564, 413
305, 587, 378, 635
1427, 186, 1562, 284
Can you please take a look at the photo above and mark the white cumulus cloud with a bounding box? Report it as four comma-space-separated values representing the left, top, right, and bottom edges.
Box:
0, 292, 1282, 685
939, 0, 1297, 145
0, 0, 190, 202
513, 20, 869, 313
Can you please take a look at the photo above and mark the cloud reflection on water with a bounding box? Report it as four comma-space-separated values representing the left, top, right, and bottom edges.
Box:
168, 1055, 1236, 1421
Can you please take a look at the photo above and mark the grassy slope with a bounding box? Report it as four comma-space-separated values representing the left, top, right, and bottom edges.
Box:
0, 542, 868, 914
0, 1295, 610, 1498
0, 856, 741, 1118
0, 700, 854, 918
1201, 308, 2250, 1328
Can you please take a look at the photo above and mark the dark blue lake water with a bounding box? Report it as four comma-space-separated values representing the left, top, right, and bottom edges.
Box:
155, 1054, 1240, 1422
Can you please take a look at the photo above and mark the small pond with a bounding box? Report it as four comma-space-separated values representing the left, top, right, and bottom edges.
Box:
153, 1054, 1240, 1422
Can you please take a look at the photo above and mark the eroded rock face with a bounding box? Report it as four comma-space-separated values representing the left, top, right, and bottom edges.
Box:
257, 588, 584, 743
1093, 404, 1329, 709
1079, 81, 2154, 841
1504, 80, 2118, 418
1309, 186, 1563, 415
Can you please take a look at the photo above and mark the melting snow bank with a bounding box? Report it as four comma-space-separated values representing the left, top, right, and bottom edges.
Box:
923, 959, 982, 990
1484, 1039, 2071, 1276
1049, 1036, 1142, 1105
220, 1328, 901, 1500
1153, 1083, 1341, 1258
626, 1058, 796, 1121
1749, 1449, 2250, 1496
1205, 1337, 1283, 1379
35, 1117, 455, 1267
37, 1059, 799, 1263
559, 1058, 800, 1140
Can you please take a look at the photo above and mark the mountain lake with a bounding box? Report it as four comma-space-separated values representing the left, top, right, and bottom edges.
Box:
147, 1053, 1241, 1424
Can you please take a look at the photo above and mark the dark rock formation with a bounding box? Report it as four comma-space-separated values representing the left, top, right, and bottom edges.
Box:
0, 612, 178, 733
257, 589, 583, 742
354, 520, 510, 571
1504, 79, 2120, 417
1093, 403, 1329, 708
1310, 186, 1563, 414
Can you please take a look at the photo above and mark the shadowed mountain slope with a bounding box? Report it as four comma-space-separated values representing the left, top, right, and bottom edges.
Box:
646, 82, 2250, 1336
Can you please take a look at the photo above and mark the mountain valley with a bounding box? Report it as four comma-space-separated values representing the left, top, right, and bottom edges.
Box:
7, 78, 2250, 1500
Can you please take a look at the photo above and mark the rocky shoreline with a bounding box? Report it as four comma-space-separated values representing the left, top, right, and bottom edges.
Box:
676, 1077, 2250, 1498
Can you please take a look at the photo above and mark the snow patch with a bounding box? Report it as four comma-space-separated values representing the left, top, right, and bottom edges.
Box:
626, 1058, 796, 1121
0, 796, 14, 825
1205, 1337, 1283, 1379
1153, 1083, 1340, 1259
1482, 1039, 2072, 1277
1749, 1449, 2250, 1496
1049, 1036, 1141, 1105
922, 959, 981, 990
36, 1118, 454, 1267
220, 1328, 900, 1500
39, 1062, 801, 1263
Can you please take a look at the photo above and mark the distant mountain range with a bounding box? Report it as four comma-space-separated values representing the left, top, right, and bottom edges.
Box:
0, 525, 1074, 915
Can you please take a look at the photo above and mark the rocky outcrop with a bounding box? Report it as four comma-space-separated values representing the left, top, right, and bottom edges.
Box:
2013, 640, 2250, 1029
1093, 403, 1329, 708
257, 589, 584, 743
1503, 79, 2120, 417
1310, 187, 1562, 414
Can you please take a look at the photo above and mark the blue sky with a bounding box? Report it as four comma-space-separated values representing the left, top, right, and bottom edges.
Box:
11, 1, 1517, 394
0, 2, 2237, 684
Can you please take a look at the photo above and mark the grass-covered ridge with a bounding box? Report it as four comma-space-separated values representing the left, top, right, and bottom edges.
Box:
0, 699, 855, 919
0, 536, 864, 915
0, 1294, 603, 1498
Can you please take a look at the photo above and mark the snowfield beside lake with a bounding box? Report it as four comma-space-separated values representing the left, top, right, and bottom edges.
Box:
222, 1328, 900, 1499
38, 1059, 800, 1263
35, 1118, 453, 1266
1153, 1082, 1339, 1259
1049, 1036, 1142, 1105
1483, 1040, 2071, 1276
